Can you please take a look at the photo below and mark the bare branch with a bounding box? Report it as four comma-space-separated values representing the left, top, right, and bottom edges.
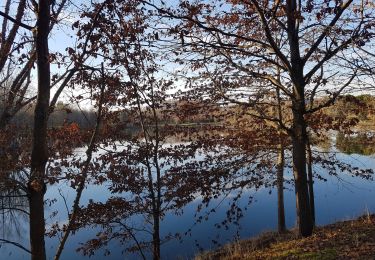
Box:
305, 72, 357, 114
0, 238, 31, 254
302, 0, 354, 64
0, 7, 33, 31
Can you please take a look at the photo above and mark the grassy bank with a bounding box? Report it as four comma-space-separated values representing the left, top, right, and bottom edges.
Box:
196, 214, 375, 260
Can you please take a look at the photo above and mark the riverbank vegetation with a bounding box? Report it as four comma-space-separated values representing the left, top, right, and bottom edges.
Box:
196, 214, 375, 260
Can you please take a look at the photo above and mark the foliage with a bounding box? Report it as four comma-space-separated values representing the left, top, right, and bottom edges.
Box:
0, 0, 375, 259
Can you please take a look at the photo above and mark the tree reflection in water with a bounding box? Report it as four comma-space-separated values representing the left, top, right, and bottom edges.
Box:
0, 144, 30, 253
336, 132, 375, 156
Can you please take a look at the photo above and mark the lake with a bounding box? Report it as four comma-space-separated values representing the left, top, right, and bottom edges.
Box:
1, 136, 374, 259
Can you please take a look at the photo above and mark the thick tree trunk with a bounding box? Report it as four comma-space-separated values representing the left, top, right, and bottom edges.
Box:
306, 139, 315, 227
153, 211, 161, 260
277, 143, 286, 233
28, 174, 46, 260
285, 0, 313, 235
28, 1, 50, 260
291, 101, 313, 237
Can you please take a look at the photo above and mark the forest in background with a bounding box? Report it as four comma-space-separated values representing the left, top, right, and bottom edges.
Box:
3, 93, 374, 129
0, 1, 375, 259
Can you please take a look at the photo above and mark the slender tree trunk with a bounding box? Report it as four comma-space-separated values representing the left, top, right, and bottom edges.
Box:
274, 84, 286, 233
0, 0, 27, 71
277, 142, 286, 233
152, 87, 162, 260
306, 138, 315, 227
135, 91, 161, 260
54, 64, 105, 260
152, 164, 161, 260
291, 100, 313, 237
28, 1, 50, 259
0, 55, 35, 128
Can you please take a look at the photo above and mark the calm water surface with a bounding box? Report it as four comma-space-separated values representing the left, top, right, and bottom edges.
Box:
1, 142, 374, 260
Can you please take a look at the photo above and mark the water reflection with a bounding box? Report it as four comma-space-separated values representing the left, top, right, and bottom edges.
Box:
0, 134, 374, 259
336, 132, 375, 155
0, 171, 29, 256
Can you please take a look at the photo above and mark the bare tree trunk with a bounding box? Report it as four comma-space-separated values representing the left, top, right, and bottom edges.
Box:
277, 142, 286, 233
134, 87, 161, 260
152, 211, 161, 260
0, 0, 27, 71
0, 0, 27, 129
28, 1, 50, 259
306, 138, 315, 227
152, 87, 161, 260
0, 58, 33, 129
286, 0, 313, 236
291, 101, 313, 237
0, 0, 67, 130
274, 73, 286, 233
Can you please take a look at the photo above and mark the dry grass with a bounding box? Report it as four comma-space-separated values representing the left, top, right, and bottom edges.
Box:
195, 214, 375, 260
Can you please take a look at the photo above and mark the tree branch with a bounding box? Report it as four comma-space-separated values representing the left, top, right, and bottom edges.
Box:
305, 72, 357, 114
0, 238, 31, 254
302, 0, 353, 64
0, 11, 33, 31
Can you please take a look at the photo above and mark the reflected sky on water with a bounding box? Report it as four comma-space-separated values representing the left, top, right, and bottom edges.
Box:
1, 139, 374, 260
